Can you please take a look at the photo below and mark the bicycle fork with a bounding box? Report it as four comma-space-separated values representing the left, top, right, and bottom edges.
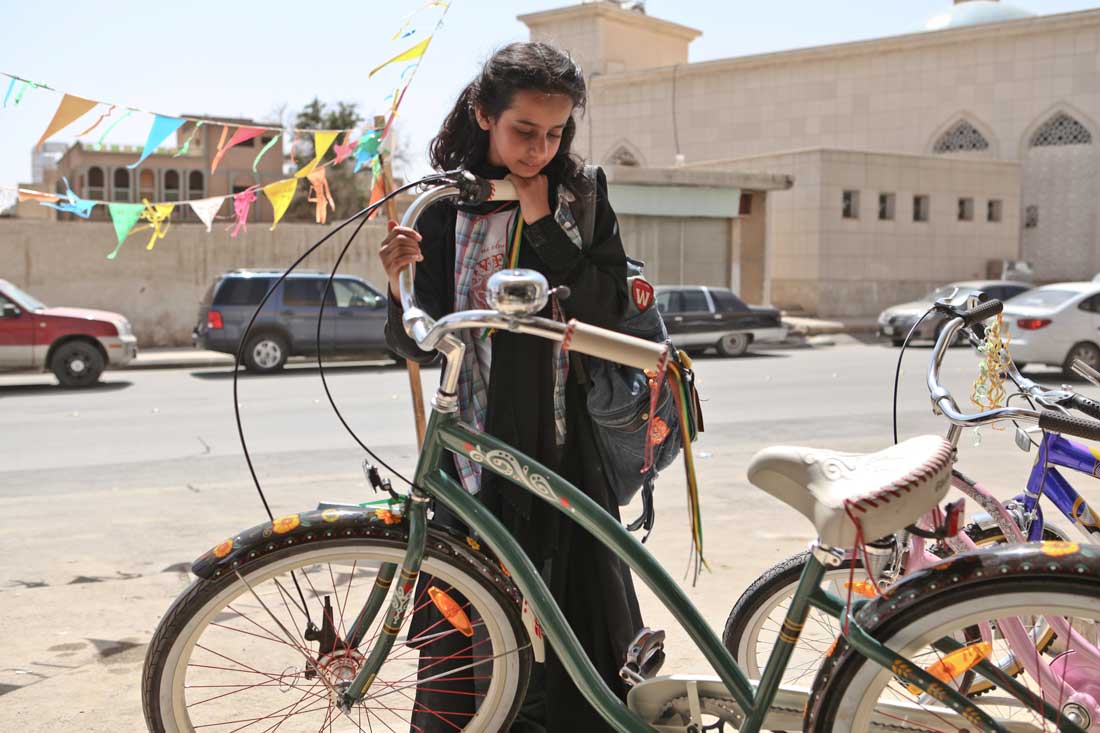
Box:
339, 491, 431, 711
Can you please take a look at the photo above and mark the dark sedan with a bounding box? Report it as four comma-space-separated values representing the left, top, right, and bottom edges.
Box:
655, 285, 787, 357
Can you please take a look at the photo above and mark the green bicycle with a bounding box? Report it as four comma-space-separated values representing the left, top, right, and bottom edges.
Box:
143, 172, 1100, 732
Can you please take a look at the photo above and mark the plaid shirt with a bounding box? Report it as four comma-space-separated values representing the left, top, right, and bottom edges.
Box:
452, 191, 582, 495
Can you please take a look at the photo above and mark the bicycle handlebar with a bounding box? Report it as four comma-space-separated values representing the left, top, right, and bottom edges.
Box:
927, 299, 1100, 442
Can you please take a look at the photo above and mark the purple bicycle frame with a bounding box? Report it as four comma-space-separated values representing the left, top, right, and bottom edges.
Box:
1019, 431, 1100, 542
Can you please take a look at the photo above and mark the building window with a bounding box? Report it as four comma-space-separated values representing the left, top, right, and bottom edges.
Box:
139, 168, 156, 202
87, 166, 105, 200
878, 193, 895, 221
1024, 205, 1039, 229
913, 195, 930, 222
958, 197, 974, 221
163, 170, 181, 202
188, 170, 205, 199
1030, 112, 1093, 147
738, 193, 752, 216
933, 120, 991, 154
842, 190, 860, 219
987, 199, 1003, 223
112, 168, 131, 202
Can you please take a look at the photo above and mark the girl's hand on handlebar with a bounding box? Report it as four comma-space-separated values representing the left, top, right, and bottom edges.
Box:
379, 220, 423, 297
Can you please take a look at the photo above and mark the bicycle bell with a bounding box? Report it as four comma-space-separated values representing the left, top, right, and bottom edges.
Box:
485, 269, 549, 316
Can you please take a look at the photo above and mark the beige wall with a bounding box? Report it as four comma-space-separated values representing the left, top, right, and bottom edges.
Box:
704, 150, 1021, 316
0, 219, 389, 347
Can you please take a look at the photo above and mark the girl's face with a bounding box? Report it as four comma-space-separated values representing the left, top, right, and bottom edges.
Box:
476, 90, 574, 178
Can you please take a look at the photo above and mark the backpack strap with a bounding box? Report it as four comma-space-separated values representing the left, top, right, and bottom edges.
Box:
577, 163, 599, 249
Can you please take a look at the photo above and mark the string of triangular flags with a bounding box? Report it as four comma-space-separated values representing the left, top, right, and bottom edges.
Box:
0, 0, 450, 259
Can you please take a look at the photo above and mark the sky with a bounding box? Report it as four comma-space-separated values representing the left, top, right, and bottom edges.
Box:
2, 0, 1099, 192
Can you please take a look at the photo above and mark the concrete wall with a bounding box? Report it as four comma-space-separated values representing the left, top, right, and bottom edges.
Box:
702, 149, 1021, 316
0, 219, 389, 347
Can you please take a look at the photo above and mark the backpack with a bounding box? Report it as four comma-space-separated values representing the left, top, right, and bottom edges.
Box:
568, 164, 702, 538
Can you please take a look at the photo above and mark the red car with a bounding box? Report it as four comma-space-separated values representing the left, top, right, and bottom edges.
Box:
0, 278, 138, 387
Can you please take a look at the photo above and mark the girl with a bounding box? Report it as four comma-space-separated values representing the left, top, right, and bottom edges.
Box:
380, 42, 642, 731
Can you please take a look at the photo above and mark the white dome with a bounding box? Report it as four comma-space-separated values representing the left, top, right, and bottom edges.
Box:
926, 1, 1036, 31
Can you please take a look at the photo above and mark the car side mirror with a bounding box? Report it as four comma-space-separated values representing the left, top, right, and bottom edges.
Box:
1, 303, 21, 318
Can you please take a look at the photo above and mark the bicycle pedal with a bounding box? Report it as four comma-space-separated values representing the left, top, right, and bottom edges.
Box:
620, 627, 666, 688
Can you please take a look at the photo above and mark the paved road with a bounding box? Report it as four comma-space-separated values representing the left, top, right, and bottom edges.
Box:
2, 342, 1097, 730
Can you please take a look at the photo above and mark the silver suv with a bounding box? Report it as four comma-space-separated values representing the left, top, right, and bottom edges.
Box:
193, 269, 389, 372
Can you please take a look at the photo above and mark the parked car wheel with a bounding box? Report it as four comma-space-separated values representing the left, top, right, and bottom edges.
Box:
243, 332, 288, 373
891, 338, 906, 348
1064, 341, 1100, 375
51, 340, 105, 388
716, 333, 751, 357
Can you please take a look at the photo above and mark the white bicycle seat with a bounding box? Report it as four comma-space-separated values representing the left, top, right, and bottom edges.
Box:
747, 435, 954, 548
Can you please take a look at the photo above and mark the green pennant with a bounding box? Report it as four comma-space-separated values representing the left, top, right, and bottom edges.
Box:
106, 203, 145, 259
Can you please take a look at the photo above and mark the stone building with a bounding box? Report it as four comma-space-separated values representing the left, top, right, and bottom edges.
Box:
522, 0, 1100, 316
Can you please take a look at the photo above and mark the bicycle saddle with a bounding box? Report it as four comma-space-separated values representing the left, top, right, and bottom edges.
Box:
747, 435, 954, 548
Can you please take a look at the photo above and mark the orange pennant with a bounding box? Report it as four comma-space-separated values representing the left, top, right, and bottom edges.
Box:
17, 189, 60, 204
36, 94, 99, 150
211, 126, 265, 174
367, 172, 386, 220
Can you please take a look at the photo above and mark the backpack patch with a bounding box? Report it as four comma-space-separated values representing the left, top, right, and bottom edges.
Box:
632, 278, 655, 312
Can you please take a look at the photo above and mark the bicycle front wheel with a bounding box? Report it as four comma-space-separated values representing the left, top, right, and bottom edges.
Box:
143, 536, 532, 732
805, 545, 1100, 732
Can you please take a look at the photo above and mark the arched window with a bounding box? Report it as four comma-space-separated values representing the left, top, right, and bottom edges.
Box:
139, 168, 156, 202
608, 145, 641, 166
188, 170, 205, 199
1030, 112, 1093, 147
112, 168, 131, 202
933, 120, 990, 154
163, 170, 181, 202
87, 166, 105, 200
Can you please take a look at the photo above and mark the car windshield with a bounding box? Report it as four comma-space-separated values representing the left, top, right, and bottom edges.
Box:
1006, 289, 1080, 309
924, 285, 977, 302
3, 282, 46, 310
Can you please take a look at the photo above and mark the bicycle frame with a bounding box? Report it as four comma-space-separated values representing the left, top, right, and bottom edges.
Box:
1020, 431, 1100, 542
330, 406, 1047, 732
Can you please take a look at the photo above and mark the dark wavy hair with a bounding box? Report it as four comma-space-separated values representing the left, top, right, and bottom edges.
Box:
429, 42, 588, 192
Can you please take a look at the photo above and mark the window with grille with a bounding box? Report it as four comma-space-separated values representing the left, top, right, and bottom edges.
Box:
958, 197, 974, 221
933, 120, 991, 153
1030, 112, 1093, 147
842, 190, 860, 219
913, 195, 930, 222
1024, 205, 1039, 229
878, 193, 895, 221
987, 199, 1003, 223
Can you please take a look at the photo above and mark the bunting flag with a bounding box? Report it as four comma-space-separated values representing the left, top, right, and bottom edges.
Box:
75, 104, 116, 137
174, 121, 203, 158
95, 108, 132, 150
40, 177, 96, 218
189, 196, 225, 233
35, 94, 98, 150
106, 202, 145, 259
211, 126, 266, 174
354, 130, 381, 173
252, 133, 280, 172
2, 77, 14, 108
294, 131, 338, 178
263, 178, 298, 231
366, 172, 386, 221
209, 125, 230, 173
138, 200, 175, 250
0, 189, 17, 214
129, 115, 187, 169
306, 168, 335, 224
227, 187, 258, 238
368, 37, 432, 78
17, 189, 60, 204
331, 132, 358, 165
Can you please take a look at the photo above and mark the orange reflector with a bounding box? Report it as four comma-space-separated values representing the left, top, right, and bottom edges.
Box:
428, 586, 474, 637
844, 580, 879, 599
907, 641, 992, 695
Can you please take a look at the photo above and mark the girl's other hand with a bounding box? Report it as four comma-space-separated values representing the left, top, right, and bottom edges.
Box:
379, 219, 423, 297
507, 173, 552, 225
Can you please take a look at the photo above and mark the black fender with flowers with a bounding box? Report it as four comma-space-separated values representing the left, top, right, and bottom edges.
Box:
190, 506, 522, 608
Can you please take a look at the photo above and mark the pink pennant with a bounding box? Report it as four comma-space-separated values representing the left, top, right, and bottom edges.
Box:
226, 186, 258, 238
332, 133, 358, 165
211, 126, 266, 174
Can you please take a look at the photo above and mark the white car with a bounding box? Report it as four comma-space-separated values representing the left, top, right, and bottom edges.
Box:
1002, 282, 1100, 372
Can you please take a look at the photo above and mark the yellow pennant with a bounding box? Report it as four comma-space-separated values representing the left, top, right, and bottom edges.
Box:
36, 94, 99, 150
294, 131, 338, 178
139, 200, 175, 250
368, 37, 431, 79
263, 178, 298, 231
